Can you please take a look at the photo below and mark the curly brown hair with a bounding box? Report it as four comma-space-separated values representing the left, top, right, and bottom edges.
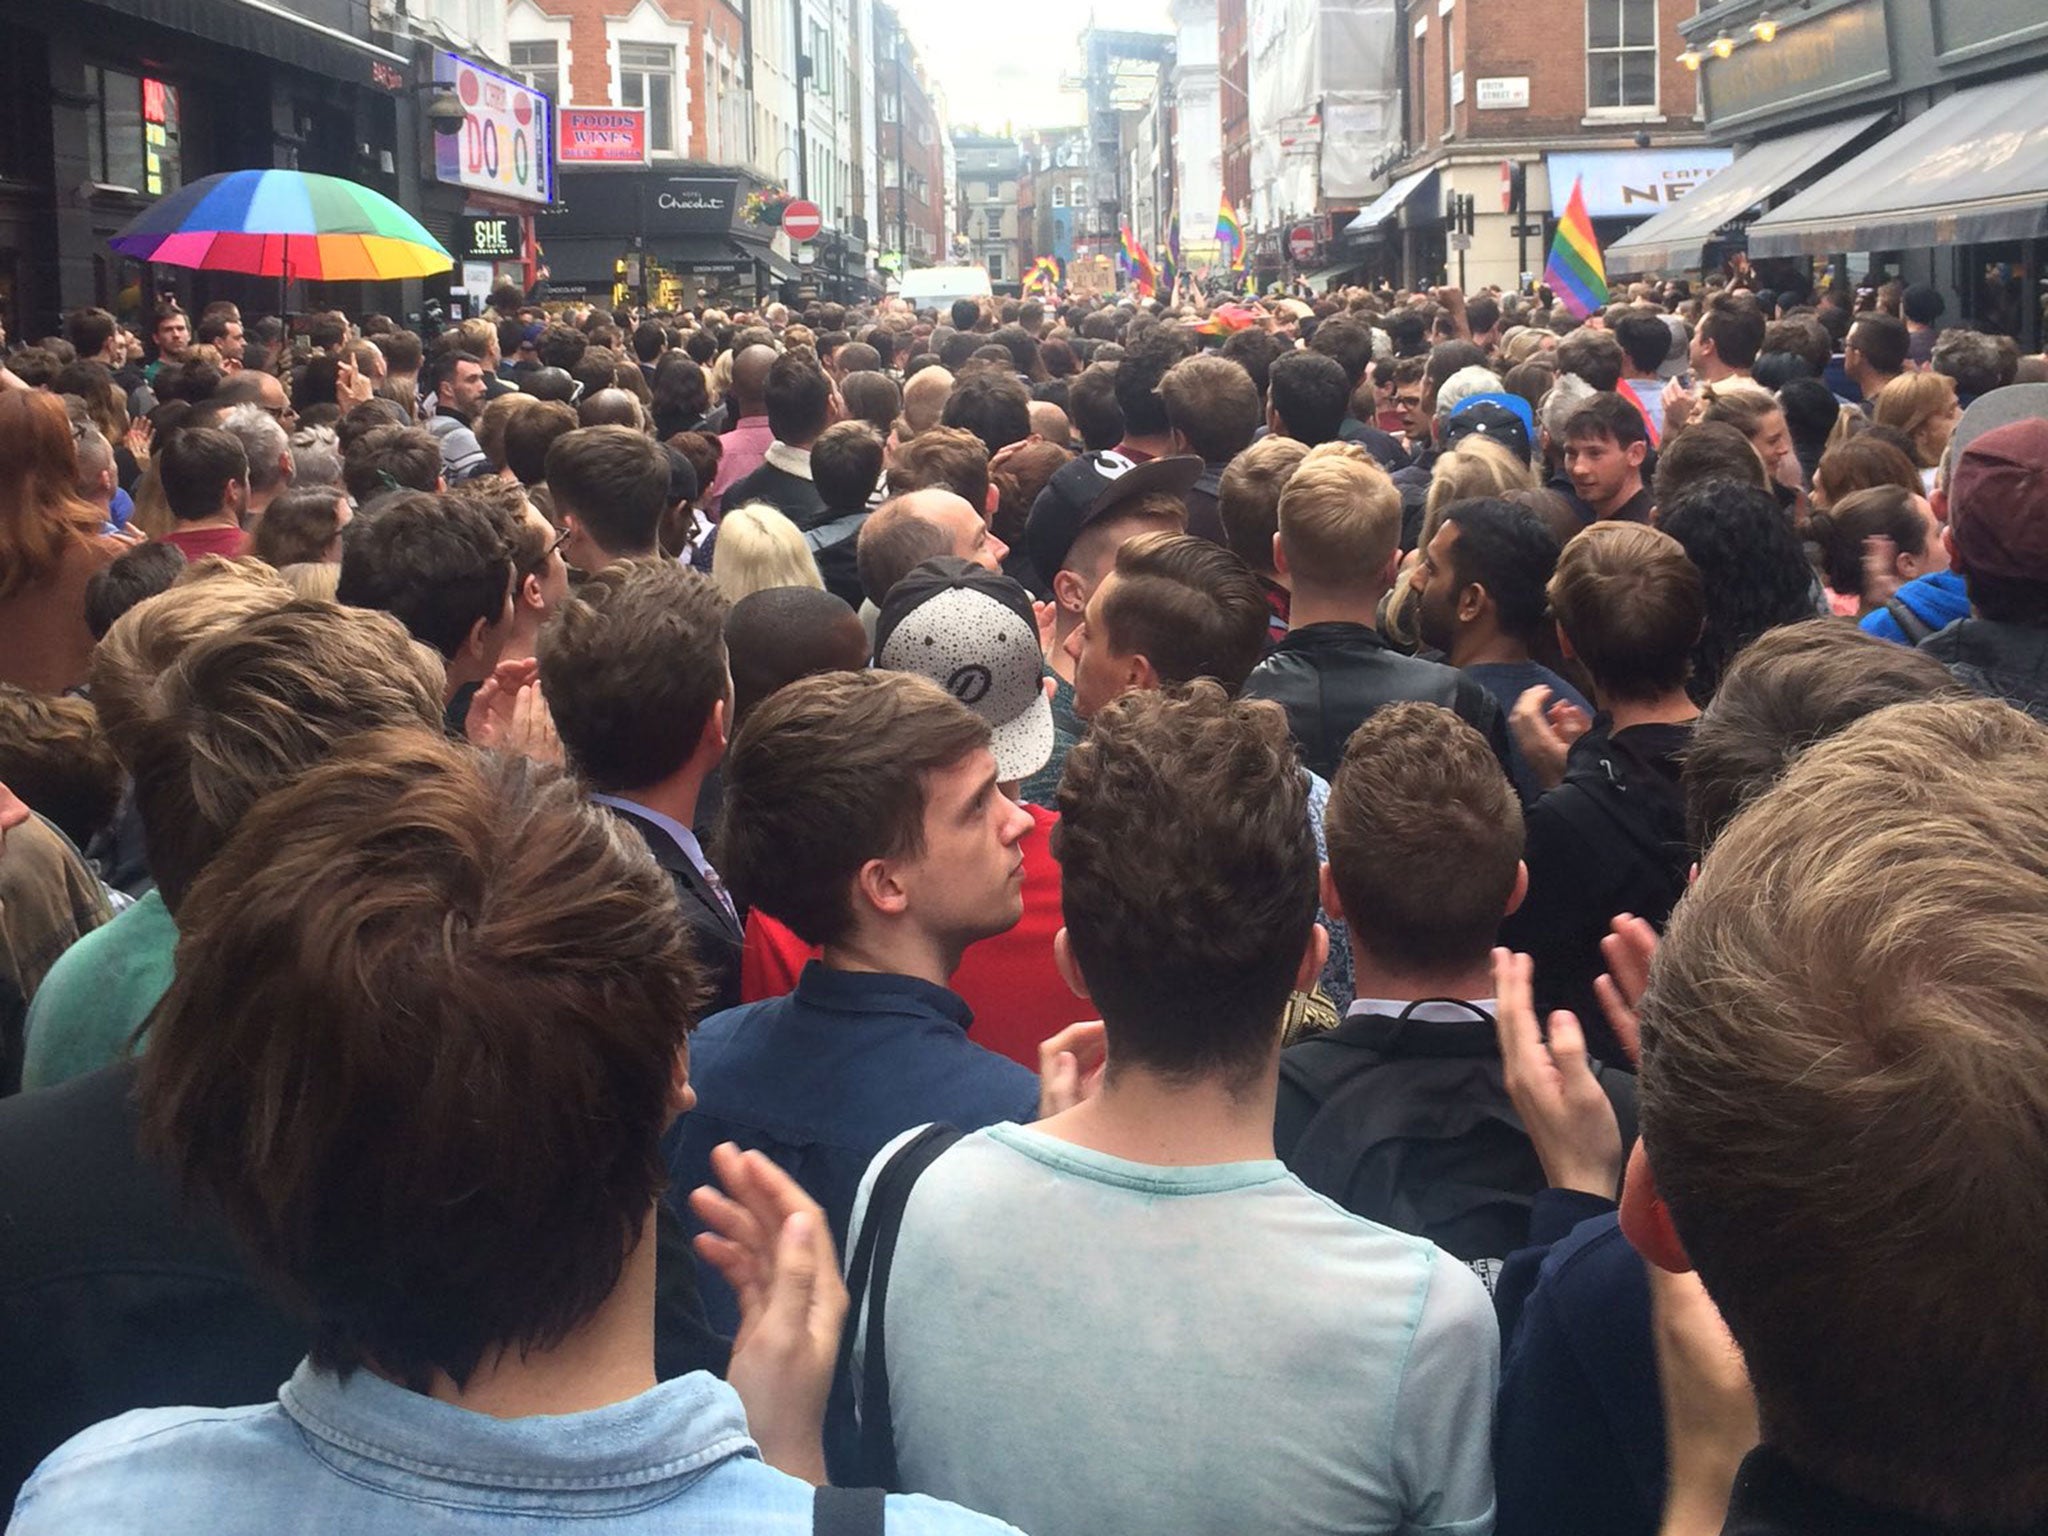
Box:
1053, 680, 1315, 1087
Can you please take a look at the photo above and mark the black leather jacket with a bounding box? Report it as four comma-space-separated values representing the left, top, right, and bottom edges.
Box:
1242, 621, 1512, 781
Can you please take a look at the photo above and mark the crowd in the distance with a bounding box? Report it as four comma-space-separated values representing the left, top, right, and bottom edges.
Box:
1, 267, 2046, 1536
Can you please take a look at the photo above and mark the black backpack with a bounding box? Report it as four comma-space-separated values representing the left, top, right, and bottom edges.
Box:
1279, 1004, 1636, 1268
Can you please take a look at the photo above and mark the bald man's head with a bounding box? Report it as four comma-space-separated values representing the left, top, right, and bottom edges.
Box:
731, 345, 779, 414
855, 488, 1003, 606
901, 366, 955, 434
578, 387, 645, 430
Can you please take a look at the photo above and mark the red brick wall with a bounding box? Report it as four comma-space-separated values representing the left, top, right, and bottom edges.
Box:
1218, 0, 1250, 210
1407, 0, 1702, 150
523, 0, 740, 163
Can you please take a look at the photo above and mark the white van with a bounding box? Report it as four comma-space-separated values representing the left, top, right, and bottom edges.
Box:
893, 264, 994, 311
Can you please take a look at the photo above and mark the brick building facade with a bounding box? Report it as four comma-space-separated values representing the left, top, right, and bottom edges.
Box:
1363, 0, 1718, 291
874, 0, 946, 268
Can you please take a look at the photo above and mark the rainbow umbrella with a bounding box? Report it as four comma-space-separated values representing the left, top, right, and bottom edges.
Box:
110, 169, 453, 281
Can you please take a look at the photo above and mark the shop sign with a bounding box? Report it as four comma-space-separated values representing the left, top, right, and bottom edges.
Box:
645, 176, 740, 233
1544, 149, 1734, 218
434, 52, 553, 206
463, 216, 522, 259
559, 108, 648, 165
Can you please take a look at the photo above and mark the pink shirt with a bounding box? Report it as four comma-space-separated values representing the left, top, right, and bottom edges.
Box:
708, 416, 774, 516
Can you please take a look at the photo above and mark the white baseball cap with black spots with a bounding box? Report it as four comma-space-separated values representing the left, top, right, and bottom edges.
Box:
874, 557, 1056, 782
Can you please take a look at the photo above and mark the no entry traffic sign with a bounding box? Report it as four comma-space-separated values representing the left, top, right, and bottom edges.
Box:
782, 199, 823, 242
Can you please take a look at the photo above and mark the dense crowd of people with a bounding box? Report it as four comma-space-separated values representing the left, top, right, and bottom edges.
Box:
2, 269, 2047, 1536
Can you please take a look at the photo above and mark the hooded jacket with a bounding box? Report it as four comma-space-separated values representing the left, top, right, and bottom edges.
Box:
1498, 716, 1694, 1062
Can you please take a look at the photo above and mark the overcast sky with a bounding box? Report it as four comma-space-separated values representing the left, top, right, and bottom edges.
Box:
892, 0, 1173, 132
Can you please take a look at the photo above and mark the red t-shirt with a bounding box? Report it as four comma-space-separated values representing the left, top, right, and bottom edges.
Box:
158, 525, 249, 561
739, 802, 1090, 1068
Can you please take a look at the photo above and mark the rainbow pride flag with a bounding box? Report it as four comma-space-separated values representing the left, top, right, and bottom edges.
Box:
1122, 226, 1157, 297
1216, 198, 1244, 268
1544, 177, 1608, 319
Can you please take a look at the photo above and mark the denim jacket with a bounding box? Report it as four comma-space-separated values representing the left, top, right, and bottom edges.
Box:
11, 1360, 1023, 1535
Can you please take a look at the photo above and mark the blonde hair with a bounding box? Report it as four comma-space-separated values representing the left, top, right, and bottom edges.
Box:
902, 366, 955, 435
91, 567, 296, 760
277, 561, 342, 601
711, 502, 825, 602
1422, 437, 1537, 539
1276, 446, 1401, 589
1694, 380, 1783, 444
1871, 371, 1958, 470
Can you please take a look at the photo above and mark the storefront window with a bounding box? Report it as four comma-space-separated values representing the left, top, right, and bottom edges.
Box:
1586, 0, 1658, 113
84, 67, 179, 195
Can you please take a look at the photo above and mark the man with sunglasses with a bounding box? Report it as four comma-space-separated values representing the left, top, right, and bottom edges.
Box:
214, 368, 299, 430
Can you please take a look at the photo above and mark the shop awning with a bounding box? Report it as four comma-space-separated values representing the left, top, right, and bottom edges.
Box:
733, 236, 800, 282
85, 0, 408, 84
1747, 75, 2048, 258
1304, 263, 1359, 295
1346, 167, 1437, 234
1605, 114, 1884, 272
655, 235, 753, 274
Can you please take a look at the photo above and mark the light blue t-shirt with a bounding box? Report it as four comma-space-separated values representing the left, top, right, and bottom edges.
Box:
13, 1360, 1023, 1536
851, 1122, 1499, 1536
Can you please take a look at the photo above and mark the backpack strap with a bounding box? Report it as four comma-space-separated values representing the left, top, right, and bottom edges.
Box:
813, 1485, 887, 1536
837, 1123, 965, 1492
1884, 595, 1936, 645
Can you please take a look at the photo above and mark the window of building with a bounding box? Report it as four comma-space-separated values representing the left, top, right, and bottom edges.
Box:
84, 67, 180, 196
508, 40, 559, 100
1052, 184, 1065, 207
619, 42, 676, 154
1587, 0, 1658, 112
882, 93, 899, 123
807, 23, 832, 99
1442, 11, 1455, 133
987, 252, 1004, 280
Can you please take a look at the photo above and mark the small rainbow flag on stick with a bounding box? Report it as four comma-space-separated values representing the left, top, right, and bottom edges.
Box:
1544, 177, 1608, 319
